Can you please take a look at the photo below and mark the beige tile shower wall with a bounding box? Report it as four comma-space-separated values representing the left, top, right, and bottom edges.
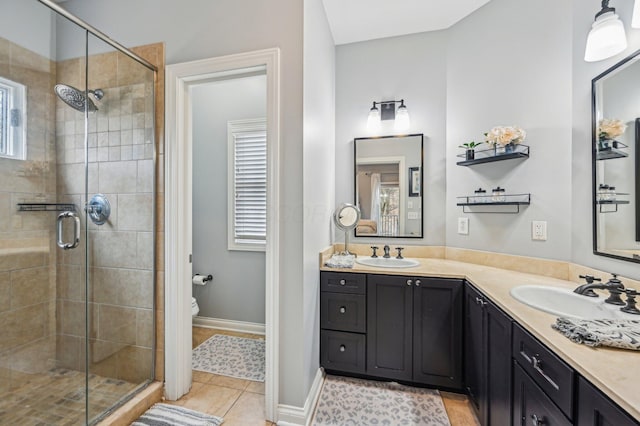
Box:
55, 44, 163, 384
0, 36, 58, 393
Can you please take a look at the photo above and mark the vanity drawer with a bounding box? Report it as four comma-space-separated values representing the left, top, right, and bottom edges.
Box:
321, 292, 366, 333
513, 363, 572, 426
320, 330, 366, 374
513, 323, 574, 420
321, 271, 366, 294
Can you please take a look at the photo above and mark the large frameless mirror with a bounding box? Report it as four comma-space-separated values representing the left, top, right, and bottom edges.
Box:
592, 49, 640, 263
354, 134, 423, 238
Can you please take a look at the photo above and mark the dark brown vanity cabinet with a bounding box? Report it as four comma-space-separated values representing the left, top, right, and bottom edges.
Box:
464, 284, 513, 426
513, 363, 572, 426
577, 377, 639, 426
367, 274, 463, 388
320, 272, 463, 389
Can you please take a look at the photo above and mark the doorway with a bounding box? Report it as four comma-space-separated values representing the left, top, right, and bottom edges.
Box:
165, 49, 280, 421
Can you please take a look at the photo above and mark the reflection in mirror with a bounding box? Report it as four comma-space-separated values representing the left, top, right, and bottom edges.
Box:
592, 50, 640, 263
354, 134, 423, 238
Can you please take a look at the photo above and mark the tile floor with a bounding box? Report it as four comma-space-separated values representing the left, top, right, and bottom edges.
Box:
174, 326, 478, 426
166, 327, 273, 426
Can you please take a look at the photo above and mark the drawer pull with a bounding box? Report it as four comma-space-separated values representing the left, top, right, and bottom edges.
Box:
532, 355, 560, 391
475, 296, 482, 305
339, 345, 346, 352
339, 279, 346, 286
531, 414, 546, 426
339, 306, 346, 314
407, 279, 413, 286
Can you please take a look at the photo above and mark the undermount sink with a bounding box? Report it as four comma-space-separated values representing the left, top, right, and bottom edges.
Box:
510, 285, 633, 319
355, 256, 420, 268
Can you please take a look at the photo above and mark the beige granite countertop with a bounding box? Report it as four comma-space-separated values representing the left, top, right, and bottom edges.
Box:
320, 250, 640, 421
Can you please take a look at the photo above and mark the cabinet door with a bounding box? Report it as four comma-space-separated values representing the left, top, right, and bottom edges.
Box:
464, 284, 486, 419
413, 278, 463, 388
577, 377, 639, 426
367, 274, 413, 381
486, 300, 512, 426
513, 363, 571, 426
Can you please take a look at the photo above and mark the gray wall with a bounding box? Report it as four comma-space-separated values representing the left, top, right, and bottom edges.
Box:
59, 0, 307, 407
445, 0, 573, 260
0, 0, 55, 59
335, 30, 448, 246
191, 75, 266, 324
302, 0, 335, 397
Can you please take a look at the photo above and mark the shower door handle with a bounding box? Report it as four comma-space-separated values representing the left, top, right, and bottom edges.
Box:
57, 211, 80, 250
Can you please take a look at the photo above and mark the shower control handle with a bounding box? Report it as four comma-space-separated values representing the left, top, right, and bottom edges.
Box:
57, 211, 80, 250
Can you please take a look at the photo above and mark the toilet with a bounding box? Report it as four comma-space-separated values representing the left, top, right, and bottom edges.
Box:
191, 297, 200, 318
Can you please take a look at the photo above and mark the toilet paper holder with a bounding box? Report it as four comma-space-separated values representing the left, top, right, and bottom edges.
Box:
192, 274, 213, 285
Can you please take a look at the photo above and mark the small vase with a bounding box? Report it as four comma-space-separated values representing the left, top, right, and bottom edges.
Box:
504, 142, 515, 154
465, 149, 475, 160
598, 139, 611, 151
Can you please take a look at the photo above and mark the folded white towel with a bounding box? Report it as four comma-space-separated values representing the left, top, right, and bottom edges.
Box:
552, 317, 640, 350
324, 253, 355, 269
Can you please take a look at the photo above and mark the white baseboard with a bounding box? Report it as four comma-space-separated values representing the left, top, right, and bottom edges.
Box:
192, 316, 265, 335
277, 368, 325, 426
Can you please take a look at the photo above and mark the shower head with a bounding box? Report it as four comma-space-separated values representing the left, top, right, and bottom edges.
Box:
54, 84, 104, 112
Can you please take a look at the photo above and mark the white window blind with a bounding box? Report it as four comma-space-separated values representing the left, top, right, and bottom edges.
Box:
228, 119, 267, 251
0, 76, 26, 160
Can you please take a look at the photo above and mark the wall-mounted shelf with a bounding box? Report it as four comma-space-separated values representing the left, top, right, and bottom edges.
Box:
596, 196, 630, 213
17, 203, 76, 212
596, 141, 628, 160
457, 193, 530, 214
457, 144, 529, 166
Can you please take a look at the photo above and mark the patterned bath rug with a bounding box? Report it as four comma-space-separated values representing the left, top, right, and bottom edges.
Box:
132, 403, 223, 426
192, 334, 265, 382
311, 375, 451, 426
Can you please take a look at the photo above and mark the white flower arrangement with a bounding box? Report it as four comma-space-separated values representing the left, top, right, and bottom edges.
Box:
484, 125, 526, 147
598, 118, 626, 141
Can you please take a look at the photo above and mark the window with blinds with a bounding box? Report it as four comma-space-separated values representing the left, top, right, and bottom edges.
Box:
228, 119, 267, 251
0, 76, 26, 160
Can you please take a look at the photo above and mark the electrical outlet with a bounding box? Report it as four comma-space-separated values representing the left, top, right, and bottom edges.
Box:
408, 211, 419, 220
532, 221, 547, 241
458, 217, 469, 235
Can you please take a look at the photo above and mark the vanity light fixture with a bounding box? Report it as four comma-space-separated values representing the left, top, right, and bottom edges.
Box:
585, 0, 628, 62
367, 99, 410, 133
632, 0, 640, 28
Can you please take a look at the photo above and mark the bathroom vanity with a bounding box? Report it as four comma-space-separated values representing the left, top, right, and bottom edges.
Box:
319, 257, 640, 425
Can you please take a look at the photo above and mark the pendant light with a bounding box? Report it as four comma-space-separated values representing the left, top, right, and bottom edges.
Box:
584, 0, 627, 62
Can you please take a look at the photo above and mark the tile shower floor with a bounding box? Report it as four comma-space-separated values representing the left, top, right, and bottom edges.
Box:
0, 368, 137, 425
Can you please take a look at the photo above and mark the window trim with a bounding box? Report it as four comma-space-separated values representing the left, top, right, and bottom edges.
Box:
0, 76, 26, 160
227, 118, 267, 252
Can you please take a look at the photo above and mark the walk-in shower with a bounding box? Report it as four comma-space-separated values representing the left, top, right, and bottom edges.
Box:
0, 0, 157, 424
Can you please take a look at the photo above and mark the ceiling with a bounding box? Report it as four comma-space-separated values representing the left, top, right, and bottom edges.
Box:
322, 0, 492, 45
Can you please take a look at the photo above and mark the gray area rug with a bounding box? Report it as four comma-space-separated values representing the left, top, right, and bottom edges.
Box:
132, 403, 223, 426
192, 334, 265, 382
312, 375, 451, 426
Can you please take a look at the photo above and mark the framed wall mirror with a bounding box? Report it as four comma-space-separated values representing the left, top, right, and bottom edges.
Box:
354, 134, 423, 238
592, 49, 640, 263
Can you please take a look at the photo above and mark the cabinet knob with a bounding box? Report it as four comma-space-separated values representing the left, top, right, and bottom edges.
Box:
475, 296, 482, 305
339, 345, 346, 352
339, 279, 346, 286
531, 414, 546, 426
415, 280, 421, 287
339, 306, 346, 314
407, 279, 413, 286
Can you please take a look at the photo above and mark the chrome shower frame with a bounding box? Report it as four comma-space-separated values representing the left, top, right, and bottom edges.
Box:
37, 0, 158, 424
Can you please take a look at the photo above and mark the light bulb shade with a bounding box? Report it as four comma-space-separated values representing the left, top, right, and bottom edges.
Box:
395, 105, 410, 132
633, 0, 640, 28
367, 106, 381, 132
584, 12, 627, 62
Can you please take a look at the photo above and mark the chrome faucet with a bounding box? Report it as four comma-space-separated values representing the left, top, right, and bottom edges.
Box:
574, 273, 625, 305
383, 245, 391, 258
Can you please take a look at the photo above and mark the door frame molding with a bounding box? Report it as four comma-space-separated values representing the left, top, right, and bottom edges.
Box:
165, 48, 281, 420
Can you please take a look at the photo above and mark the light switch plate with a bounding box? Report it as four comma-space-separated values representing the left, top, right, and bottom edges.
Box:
408, 211, 419, 220
458, 217, 469, 235
532, 221, 547, 241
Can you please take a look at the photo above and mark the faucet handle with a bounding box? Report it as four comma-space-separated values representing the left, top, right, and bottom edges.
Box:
370, 246, 379, 258
579, 274, 601, 284
621, 289, 640, 315
395, 247, 404, 259
606, 273, 624, 288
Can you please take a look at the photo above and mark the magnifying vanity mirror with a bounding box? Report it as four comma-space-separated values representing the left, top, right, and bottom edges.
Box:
354, 134, 423, 238
333, 203, 361, 255
592, 50, 640, 263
